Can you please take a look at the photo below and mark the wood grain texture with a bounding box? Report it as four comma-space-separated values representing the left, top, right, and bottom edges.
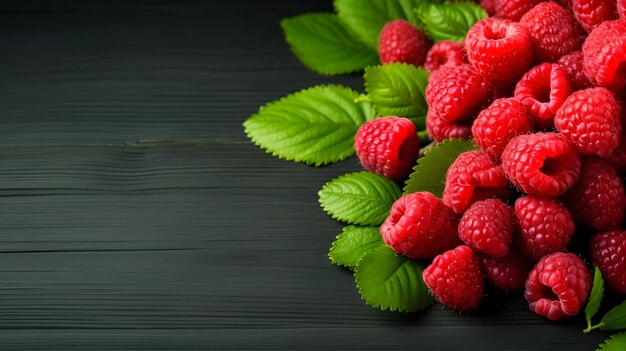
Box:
0, 1, 613, 350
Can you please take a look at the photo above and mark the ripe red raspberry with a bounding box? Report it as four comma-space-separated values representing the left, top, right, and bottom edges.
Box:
590, 230, 626, 293
378, 19, 430, 66
582, 19, 626, 91
501, 133, 581, 197
557, 51, 592, 90
607, 134, 626, 173
524, 252, 592, 321
423, 41, 465, 73
572, 0, 618, 33
354, 117, 420, 181
514, 196, 575, 262
481, 250, 531, 291
619, 0, 626, 19
458, 199, 515, 257
466, 18, 533, 87
514, 63, 572, 130
494, 0, 541, 21
380, 192, 460, 259
442, 151, 511, 214
563, 158, 625, 231
425, 65, 492, 122
472, 97, 533, 162
425, 108, 472, 143
554, 88, 622, 158
480, 0, 496, 16
423, 245, 484, 311
519, 2, 583, 63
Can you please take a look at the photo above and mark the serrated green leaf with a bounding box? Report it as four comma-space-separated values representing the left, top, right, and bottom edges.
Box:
335, 0, 425, 50
319, 171, 401, 226
364, 64, 429, 129
600, 300, 626, 331
243, 85, 376, 166
281, 13, 379, 75
329, 226, 383, 268
415, 2, 487, 42
585, 267, 605, 332
597, 332, 626, 351
355, 245, 434, 312
403, 139, 479, 196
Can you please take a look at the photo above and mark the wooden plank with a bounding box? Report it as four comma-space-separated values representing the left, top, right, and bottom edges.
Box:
0, 143, 611, 349
0, 1, 362, 145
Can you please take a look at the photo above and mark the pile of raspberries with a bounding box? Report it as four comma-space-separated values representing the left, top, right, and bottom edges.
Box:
356, 0, 626, 320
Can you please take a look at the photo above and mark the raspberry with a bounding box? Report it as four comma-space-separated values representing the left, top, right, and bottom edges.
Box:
572, 0, 618, 33
471, 97, 533, 162
494, 0, 541, 21
378, 19, 430, 66
519, 2, 583, 63
423, 245, 484, 311
458, 199, 515, 257
481, 250, 531, 291
582, 19, 626, 91
514, 196, 575, 262
514, 63, 572, 130
442, 150, 511, 214
524, 252, 592, 321
563, 158, 625, 231
354, 117, 420, 181
380, 192, 460, 259
556, 51, 592, 90
620, 0, 626, 19
466, 18, 533, 87
423, 40, 465, 73
425, 65, 492, 122
590, 230, 626, 293
501, 133, 581, 197
554, 87, 622, 158
607, 134, 626, 173
425, 108, 472, 143
480, 0, 496, 16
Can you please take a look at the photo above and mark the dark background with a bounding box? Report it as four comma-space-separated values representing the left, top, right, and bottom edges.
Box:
0, 0, 612, 349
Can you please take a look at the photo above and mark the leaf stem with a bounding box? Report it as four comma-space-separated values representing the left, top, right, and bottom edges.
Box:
354, 95, 372, 104
584, 322, 605, 333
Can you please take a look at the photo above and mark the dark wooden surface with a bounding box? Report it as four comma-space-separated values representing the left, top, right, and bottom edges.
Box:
0, 1, 612, 349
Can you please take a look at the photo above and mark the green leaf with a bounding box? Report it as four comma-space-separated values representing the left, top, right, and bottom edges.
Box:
329, 226, 383, 268
319, 171, 401, 226
281, 13, 379, 75
243, 85, 376, 166
355, 245, 434, 312
335, 0, 425, 50
597, 332, 626, 351
600, 300, 626, 331
364, 63, 429, 129
403, 139, 479, 197
415, 2, 488, 42
585, 267, 605, 332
